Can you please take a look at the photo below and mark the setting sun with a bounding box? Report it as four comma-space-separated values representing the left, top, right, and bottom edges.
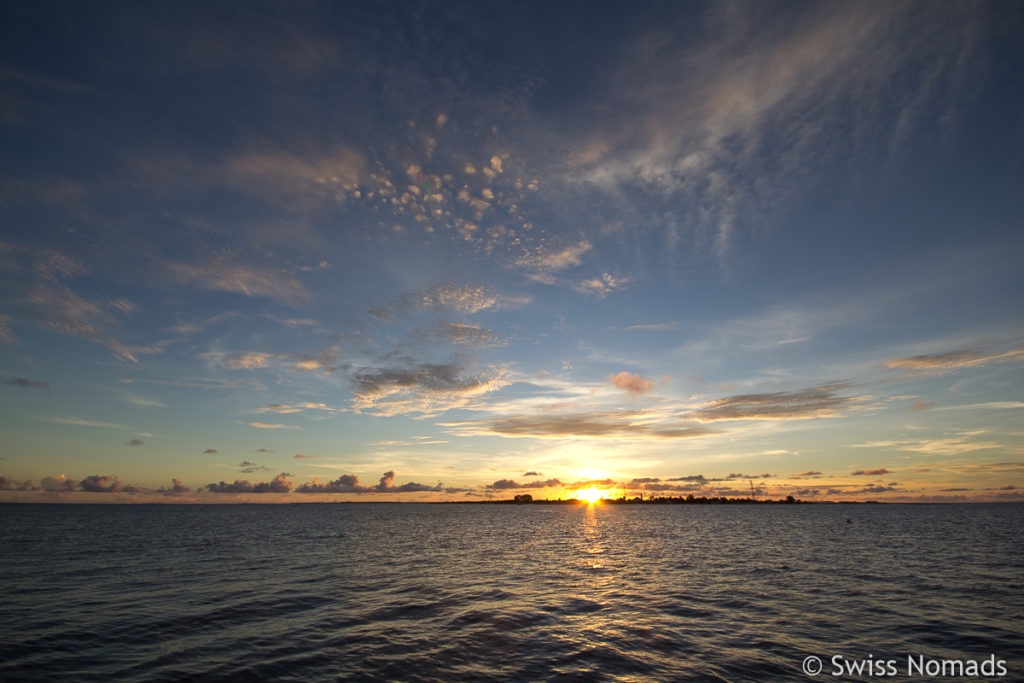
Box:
573, 487, 604, 504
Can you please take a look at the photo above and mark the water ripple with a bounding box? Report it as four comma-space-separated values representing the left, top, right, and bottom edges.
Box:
1, 502, 1022, 681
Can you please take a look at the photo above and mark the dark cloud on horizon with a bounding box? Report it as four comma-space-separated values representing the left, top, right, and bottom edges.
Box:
127, 438, 144, 446
0, 476, 38, 490
858, 484, 900, 494
158, 478, 190, 495
295, 470, 442, 494
852, 468, 891, 476
79, 474, 143, 493
486, 478, 562, 490
207, 473, 293, 494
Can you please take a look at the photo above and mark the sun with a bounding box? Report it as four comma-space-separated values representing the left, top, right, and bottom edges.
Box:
573, 487, 604, 504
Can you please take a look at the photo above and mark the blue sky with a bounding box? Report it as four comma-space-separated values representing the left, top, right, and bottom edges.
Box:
1, 1, 1022, 502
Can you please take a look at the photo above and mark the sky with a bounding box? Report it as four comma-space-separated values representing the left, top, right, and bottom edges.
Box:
1, 1, 1023, 503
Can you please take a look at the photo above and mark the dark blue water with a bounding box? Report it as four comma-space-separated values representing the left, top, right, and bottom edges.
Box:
1, 503, 1021, 681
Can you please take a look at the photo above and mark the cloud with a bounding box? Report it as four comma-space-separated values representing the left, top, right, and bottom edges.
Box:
668, 475, 709, 483
207, 347, 344, 375
205, 351, 274, 370
293, 453, 316, 459
640, 482, 709, 493
936, 402, 1024, 411
609, 371, 655, 396
126, 438, 144, 447
218, 144, 365, 209
851, 432, 1003, 456
421, 322, 507, 348
517, 241, 591, 273
574, 273, 631, 298
203, 448, 218, 454
0, 244, 148, 362
370, 282, 527, 320
884, 348, 1024, 373
259, 402, 337, 415
0, 476, 38, 491
441, 412, 714, 440
515, 241, 593, 284
795, 470, 822, 477
689, 384, 860, 421
40, 474, 75, 492
79, 474, 125, 492
206, 473, 293, 494
158, 478, 190, 495
623, 322, 680, 331
351, 359, 509, 417
238, 421, 303, 430
486, 478, 563, 490
523, 471, 541, 477
858, 485, 900, 494
167, 260, 309, 305
294, 471, 441, 494
910, 401, 935, 412
45, 417, 126, 429
294, 473, 364, 493
570, 2, 988, 259
3, 377, 50, 390
852, 468, 891, 476
238, 461, 269, 474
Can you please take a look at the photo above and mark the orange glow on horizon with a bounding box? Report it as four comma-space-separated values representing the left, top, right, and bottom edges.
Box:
572, 487, 604, 504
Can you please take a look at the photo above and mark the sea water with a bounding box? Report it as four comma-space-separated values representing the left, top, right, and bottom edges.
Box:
1, 502, 1021, 681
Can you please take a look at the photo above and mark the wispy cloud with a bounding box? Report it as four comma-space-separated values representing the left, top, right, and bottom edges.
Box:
168, 260, 309, 305
884, 348, 1024, 373
419, 322, 507, 348
515, 241, 592, 284
851, 431, 1004, 457
688, 384, 862, 421
351, 359, 509, 417
441, 411, 714, 440
369, 281, 528, 320
573, 272, 631, 298
3, 377, 50, 390
44, 417, 127, 429
569, 2, 987, 260
237, 421, 303, 431
623, 322, 681, 331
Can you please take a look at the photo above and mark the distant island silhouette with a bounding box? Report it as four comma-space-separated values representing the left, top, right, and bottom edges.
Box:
449, 494, 885, 505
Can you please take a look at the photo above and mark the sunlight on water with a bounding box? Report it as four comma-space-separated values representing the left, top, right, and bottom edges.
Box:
1, 503, 1022, 680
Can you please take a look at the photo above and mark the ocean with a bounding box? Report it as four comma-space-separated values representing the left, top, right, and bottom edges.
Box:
1, 502, 1021, 681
